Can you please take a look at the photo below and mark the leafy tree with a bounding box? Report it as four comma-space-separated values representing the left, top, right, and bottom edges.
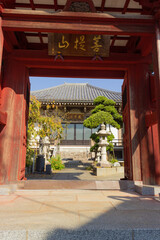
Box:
26, 96, 64, 165
83, 96, 123, 158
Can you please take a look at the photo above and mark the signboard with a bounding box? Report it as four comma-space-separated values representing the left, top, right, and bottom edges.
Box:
48, 33, 110, 57
66, 113, 84, 120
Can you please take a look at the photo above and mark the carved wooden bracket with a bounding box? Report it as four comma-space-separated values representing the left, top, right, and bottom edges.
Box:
63, 0, 96, 12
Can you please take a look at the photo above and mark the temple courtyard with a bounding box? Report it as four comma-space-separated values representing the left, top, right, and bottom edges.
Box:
26, 159, 124, 181
1, 160, 160, 239
0, 189, 160, 240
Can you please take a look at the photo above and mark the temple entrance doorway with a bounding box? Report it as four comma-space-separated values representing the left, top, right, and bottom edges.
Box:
1, 0, 160, 186
26, 77, 124, 181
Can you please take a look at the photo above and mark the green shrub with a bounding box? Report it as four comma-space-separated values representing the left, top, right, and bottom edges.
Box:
110, 158, 118, 164
49, 155, 65, 170
85, 165, 93, 171
26, 148, 34, 167
108, 154, 118, 164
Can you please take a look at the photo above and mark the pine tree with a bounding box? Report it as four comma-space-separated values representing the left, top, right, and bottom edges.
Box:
83, 96, 122, 129
83, 96, 122, 156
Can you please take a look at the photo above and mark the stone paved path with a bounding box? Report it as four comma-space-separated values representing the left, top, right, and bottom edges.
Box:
27, 159, 124, 181
0, 189, 160, 239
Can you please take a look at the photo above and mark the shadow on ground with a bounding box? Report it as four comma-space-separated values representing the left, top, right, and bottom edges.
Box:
15, 191, 160, 240
26, 160, 95, 180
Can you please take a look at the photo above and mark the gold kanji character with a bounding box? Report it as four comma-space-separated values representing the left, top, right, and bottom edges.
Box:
74, 35, 86, 51
79, 35, 86, 51
91, 35, 102, 53
58, 35, 69, 49
74, 37, 79, 50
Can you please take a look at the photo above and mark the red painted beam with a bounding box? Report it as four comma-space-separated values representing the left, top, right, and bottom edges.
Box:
110, 35, 117, 47
25, 42, 129, 53
10, 50, 152, 65
24, 61, 127, 71
2, 19, 154, 36
54, 0, 58, 11
101, 0, 106, 12
1, 9, 154, 24
29, 68, 125, 79
122, 0, 130, 14
38, 32, 43, 44
110, 46, 128, 53
8, 50, 151, 79
29, 0, 35, 10
29, 0, 45, 46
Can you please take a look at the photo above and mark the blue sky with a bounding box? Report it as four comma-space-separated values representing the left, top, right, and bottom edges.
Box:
30, 77, 123, 92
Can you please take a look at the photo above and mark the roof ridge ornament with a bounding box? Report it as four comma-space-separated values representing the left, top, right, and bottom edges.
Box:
63, 0, 96, 13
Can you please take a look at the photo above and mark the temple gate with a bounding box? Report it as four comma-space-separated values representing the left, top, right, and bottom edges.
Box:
0, 0, 160, 185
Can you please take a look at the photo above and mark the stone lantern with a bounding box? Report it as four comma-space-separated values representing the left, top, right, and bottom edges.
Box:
96, 146, 101, 162
97, 123, 111, 167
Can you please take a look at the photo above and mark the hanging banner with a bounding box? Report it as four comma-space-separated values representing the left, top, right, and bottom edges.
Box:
48, 33, 110, 57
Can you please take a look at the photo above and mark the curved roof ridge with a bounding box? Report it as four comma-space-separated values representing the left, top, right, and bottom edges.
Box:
64, 82, 87, 85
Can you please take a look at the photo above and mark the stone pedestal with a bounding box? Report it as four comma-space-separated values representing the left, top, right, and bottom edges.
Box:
95, 166, 124, 176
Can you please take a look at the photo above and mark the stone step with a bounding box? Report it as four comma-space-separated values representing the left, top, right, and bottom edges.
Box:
18, 180, 135, 191
1, 228, 160, 240
135, 184, 160, 196
0, 229, 160, 240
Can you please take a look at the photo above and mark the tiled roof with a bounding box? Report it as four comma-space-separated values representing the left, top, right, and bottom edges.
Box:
31, 83, 122, 103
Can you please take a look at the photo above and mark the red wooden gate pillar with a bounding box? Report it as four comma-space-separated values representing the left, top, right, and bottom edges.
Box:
152, 20, 160, 185
127, 65, 142, 182
0, 17, 3, 82
153, 21, 160, 151
0, 59, 29, 184
128, 63, 159, 184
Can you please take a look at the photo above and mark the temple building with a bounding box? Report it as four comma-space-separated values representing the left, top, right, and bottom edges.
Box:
31, 82, 123, 161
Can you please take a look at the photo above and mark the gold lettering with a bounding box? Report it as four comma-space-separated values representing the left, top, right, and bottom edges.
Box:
91, 35, 102, 53
74, 35, 86, 51
74, 37, 79, 50
79, 35, 86, 51
58, 35, 69, 49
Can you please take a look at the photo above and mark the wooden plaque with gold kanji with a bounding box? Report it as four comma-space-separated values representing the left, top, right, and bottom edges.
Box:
48, 33, 110, 57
